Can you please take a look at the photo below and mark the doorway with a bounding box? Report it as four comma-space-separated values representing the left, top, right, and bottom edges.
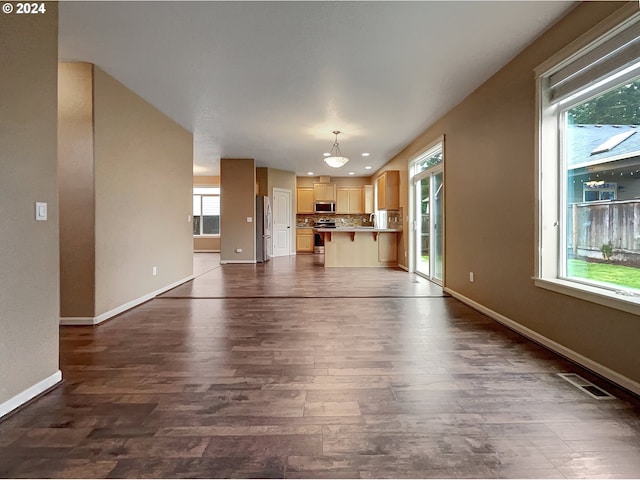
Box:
410, 141, 444, 284
272, 188, 292, 257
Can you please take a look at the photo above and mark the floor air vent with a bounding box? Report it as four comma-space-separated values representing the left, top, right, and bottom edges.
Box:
557, 373, 616, 400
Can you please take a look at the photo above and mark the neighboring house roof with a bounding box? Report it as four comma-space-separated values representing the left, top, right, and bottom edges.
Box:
567, 124, 640, 169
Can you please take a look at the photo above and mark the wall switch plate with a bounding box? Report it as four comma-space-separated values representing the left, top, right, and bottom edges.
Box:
187, 215, 191, 222
153, 266, 157, 276
235, 248, 242, 253
247, 217, 253, 223
35, 202, 47, 221
469, 272, 475, 283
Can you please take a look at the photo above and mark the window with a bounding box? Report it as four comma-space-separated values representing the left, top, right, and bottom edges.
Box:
536, 7, 640, 314
414, 149, 443, 174
193, 187, 220, 235
582, 181, 617, 202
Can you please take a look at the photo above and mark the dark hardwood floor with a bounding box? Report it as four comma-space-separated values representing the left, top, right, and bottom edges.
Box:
1, 253, 640, 478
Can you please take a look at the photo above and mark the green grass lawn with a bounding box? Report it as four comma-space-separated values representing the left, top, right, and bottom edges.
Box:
568, 259, 640, 290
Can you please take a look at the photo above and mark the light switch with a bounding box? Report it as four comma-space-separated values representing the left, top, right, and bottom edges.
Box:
247, 217, 253, 223
35, 202, 47, 221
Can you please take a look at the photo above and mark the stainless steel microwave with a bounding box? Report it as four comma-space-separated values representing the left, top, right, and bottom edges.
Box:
314, 201, 336, 213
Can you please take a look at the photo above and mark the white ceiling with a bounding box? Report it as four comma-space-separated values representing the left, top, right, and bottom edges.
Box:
59, 1, 574, 177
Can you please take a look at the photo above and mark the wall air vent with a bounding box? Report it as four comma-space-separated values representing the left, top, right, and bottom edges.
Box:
557, 373, 616, 400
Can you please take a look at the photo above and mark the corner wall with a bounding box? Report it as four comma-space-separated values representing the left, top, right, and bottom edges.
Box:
92, 66, 194, 317
220, 158, 256, 263
381, 2, 640, 388
58, 63, 95, 317
0, 4, 61, 416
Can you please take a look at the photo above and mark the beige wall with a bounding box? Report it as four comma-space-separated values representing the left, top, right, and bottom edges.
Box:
267, 168, 296, 197
0, 5, 61, 410
194, 175, 220, 186
220, 158, 256, 263
194, 237, 221, 252
58, 63, 96, 317
93, 66, 193, 315
382, 2, 640, 385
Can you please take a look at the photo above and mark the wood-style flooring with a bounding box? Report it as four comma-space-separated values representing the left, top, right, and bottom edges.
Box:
1, 253, 640, 479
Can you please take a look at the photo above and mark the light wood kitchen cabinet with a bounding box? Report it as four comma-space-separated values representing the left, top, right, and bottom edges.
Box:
378, 232, 398, 262
296, 228, 314, 253
313, 183, 336, 202
376, 170, 400, 210
296, 187, 314, 214
336, 187, 364, 214
364, 185, 374, 214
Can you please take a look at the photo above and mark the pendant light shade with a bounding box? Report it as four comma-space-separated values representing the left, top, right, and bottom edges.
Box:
324, 130, 349, 168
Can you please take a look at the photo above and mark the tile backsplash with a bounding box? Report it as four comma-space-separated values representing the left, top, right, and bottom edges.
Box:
296, 214, 372, 228
296, 210, 402, 229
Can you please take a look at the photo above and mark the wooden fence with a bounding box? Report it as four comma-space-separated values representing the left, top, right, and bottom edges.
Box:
570, 199, 640, 264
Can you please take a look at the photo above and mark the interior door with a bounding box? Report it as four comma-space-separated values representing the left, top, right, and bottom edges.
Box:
272, 188, 291, 257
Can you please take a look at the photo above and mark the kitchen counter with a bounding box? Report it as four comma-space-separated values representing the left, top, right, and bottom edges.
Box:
313, 227, 401, 233
313, 227, 401, 267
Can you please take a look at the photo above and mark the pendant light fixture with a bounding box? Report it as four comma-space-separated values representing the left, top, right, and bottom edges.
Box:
324, 130, 349, 168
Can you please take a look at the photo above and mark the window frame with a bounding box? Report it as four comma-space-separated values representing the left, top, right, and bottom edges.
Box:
535, 4, 640, 316
193, 186, 220, 237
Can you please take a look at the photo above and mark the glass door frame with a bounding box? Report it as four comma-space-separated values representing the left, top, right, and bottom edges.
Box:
408, 137, 445, 286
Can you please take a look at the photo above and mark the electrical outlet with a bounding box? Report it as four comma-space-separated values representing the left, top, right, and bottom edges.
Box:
235, 248, 243, 253
469, 272, 474, 283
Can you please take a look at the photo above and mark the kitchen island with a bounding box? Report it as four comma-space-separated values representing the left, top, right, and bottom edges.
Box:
313, 227, 401, 267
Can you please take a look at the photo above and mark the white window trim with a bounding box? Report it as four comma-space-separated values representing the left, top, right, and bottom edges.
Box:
534, 4, 640, 316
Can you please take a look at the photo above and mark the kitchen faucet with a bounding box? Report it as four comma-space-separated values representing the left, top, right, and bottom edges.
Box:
369, 212, 376, 227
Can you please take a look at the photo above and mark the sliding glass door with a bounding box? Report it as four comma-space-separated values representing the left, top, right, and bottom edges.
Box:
416, 177, 430, 277
411, 143, 444, 284
432, 171, 444, 281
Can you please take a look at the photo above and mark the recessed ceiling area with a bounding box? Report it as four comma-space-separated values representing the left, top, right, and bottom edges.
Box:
58, 1, 574, 177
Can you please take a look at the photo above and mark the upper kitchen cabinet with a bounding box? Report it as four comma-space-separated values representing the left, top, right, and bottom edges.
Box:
376, 170, 400, 210
336, 187, 364, 214
296, 187, 314, 214
364, 185, 374, 214
313, 183, 336, 202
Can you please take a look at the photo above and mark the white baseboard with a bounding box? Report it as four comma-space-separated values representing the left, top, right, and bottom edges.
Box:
0, 370, 62, 419
220, 260, 257, 264
60, 274, 194, 326
444, 287, 640, 397
193, 249, 220, 253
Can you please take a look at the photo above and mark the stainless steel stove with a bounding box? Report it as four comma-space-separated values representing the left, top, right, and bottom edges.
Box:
313, 220, 336, 229
313, 221, 335, 253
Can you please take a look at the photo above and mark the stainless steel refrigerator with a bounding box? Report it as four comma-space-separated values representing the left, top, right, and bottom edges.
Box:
256, 196, 272, 262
